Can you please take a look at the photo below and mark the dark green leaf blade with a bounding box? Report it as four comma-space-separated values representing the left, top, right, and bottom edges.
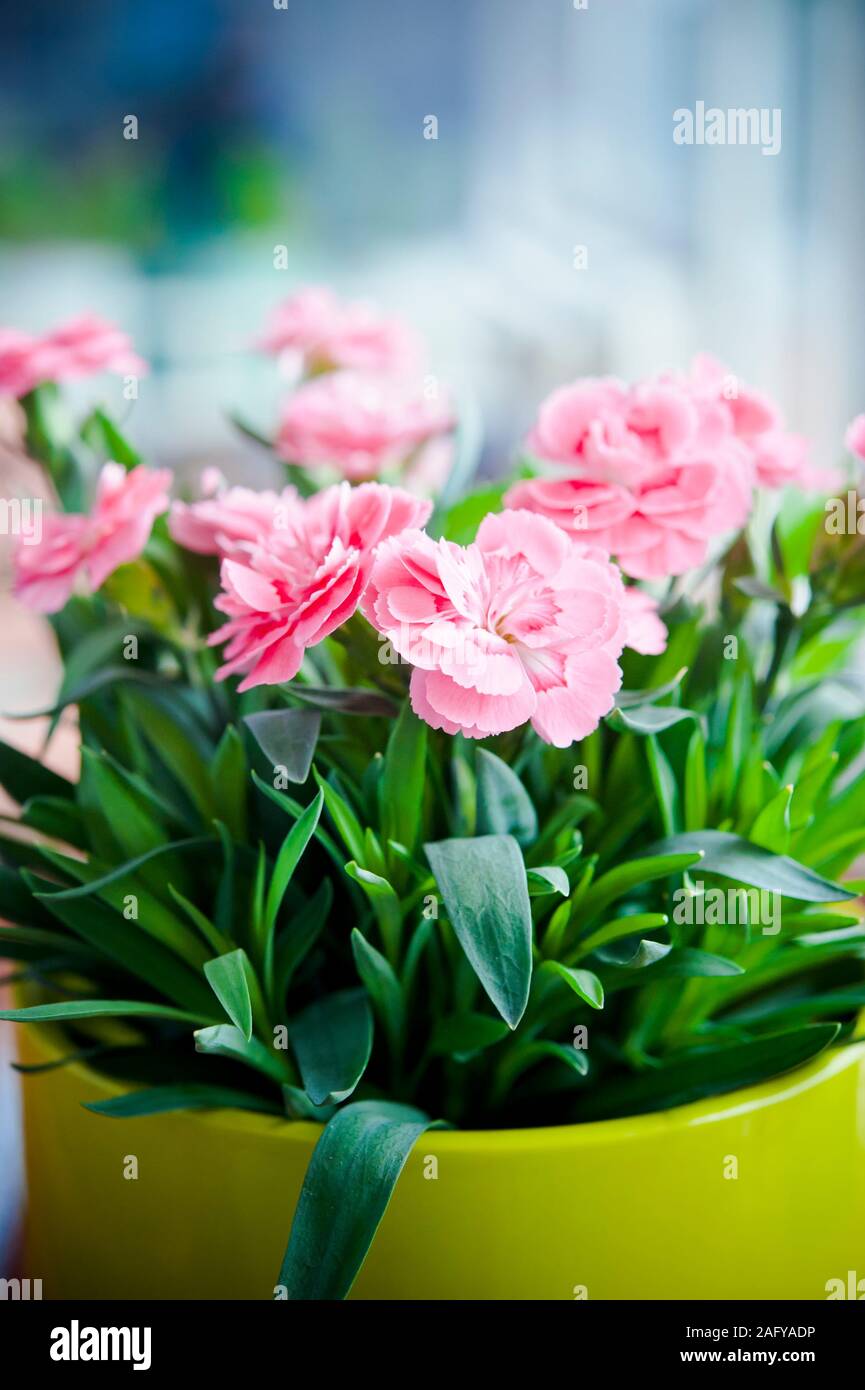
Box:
289, 988, 373, 1106
424, 834, 533, 1028
573, 1024, 840, 1121
278, 1099, 440, 1300
84, 1084, 280, 1117
475, 748, 538, 846
646, 831, 855, 902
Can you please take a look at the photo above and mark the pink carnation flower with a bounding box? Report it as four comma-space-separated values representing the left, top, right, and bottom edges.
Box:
361, 509, 629, 747
277, 370, 454, 481
258, 286, 422, 376
14, 463, 171, 613
169, 474, 302, 561
209, 482, 431, 691
509, 375, 752, 579
845, 414, 865, 462
620, 587, 668, 656
686, 354, 834, 491
0, 314, 147, 398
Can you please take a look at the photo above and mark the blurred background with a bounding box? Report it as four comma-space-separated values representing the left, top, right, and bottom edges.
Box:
2, 0, 865, 1275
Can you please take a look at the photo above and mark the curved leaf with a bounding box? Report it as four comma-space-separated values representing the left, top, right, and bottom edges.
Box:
646, 831, 855, 902
573, 1024, 840, 1121
278, 1100, 442, 1300
84, 1084, 280, 1118
542, 962, 604, 1009
425, 834, 532, 1028
475, 748, 538, 846
288, 988, 373, 1106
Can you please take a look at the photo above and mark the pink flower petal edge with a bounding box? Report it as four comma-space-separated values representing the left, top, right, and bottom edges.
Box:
509, 357, 834, 579
258, 286, 423, 376
361, 509, 632, 747
208, 482, 432, 692
0, 314, 147, 399
13, 463, 171, 613
276, 370, 454, 481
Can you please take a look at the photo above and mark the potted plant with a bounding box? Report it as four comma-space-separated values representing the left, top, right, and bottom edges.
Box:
2, 296, 865, 1301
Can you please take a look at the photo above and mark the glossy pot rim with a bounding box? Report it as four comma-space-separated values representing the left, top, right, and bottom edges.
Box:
18, 1014, 865, 1155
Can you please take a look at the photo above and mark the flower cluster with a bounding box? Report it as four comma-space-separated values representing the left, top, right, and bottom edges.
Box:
506, 355, 828, 579
11, 288, 859, 748
276, 370, 454, 481
0, 314, 146, 399
258, 285, 422, 376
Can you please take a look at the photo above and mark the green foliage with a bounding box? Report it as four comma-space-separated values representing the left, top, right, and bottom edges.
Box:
3, 393, 865, 1301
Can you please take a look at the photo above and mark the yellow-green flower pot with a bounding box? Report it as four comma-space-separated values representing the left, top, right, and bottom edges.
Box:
16, 1020, 865, 1300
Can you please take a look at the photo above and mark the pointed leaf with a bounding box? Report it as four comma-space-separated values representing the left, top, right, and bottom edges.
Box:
203, 949, 256, 1041
278, 1100, 441, 1300
646, 832, 855, 902
288, 988, 373, 1106
245, 708, 321, 784
542, 962, 604, 1009
475, 748, 538, 846
425, 834, 532, 1028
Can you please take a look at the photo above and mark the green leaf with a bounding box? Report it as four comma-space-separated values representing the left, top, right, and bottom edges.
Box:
0, 999, 207, 1025
314, 771, 366, 863
262, 790, 324, 987
344, 862, 402, 963
84, 1085, 281, 1118
20, 382, 86, 509
124, 689, 216, 821
441, 482, 509, 545
245, 708, 321, 784
616, 668, 688, 708
734, 577, 785, 602
542, 961, 604, 1009
684, 726, 707, 832
273, 880, 332, 999
278, 1100, 441, 1300
167, 885, 231, 956
351, 929, 405, 1055
575, 852, 703, 925
609, 705, 700, 735
0, 866, 58, 930
0, 736, 73, 803
288, 988, 373, 1106
573, 912, 670, 961
429, 1011, 510, 1060
379, 703, 427, 854
749, 785, 793, 854
425, 835, 533, 1028
38, 846, 211, 971
527, 865, 570, 897
503, 1039, 589, 1086
646, 832, 855, 902
210, 726, 248, 842
646, 735, 679, 835
79, 406, 141, 468
647, 947, 744, 978
597, 938, 672, 970
289, 687, 397, 717
203, 949, 258, 1041
475, 748, 538, 847
194, 1024, 290, 1085
573, 1025, 840, 1121
31, 878, 217, 1017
